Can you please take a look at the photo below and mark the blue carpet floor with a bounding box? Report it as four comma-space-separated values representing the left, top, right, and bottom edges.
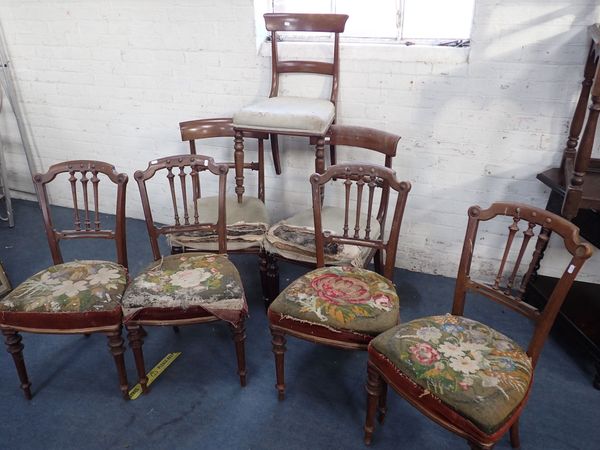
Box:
0, 199, 598, 449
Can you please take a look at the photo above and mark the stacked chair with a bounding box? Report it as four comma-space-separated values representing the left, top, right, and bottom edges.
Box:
233, 13, 349, 200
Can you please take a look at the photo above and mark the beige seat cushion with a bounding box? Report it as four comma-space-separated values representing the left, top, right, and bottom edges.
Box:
233, 96, 335, 135
264, 207, 381, 266
168, 196, 269, 251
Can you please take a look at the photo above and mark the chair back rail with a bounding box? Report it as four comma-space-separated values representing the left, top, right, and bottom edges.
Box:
33, 160, 128, 268
179, 118, 267, 202
264, 13, 348, 104
451, 202, 593, 367
311, 164, 411, 281
312, 125, 401, 225
134, 155, 229, 260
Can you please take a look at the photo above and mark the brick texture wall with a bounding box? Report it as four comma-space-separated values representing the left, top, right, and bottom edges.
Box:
0, 0, 598, 282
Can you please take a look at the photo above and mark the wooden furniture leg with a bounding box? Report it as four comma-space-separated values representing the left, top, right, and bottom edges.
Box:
269, 133, 282, 175
3, 329, 32, 399
106, 328, 129, 399
127, 324, 148, 393
364, 361, 382, 445
231, 321, 247, 387
271, 328, 286, 400
510, 419, 521, 448
259, 250, 270, 309
378, 379, 388, 424
234, 130, 245, 203
266, 253, 279, 305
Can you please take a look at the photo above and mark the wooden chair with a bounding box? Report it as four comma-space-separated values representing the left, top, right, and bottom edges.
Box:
262, 124, 400, 306
232, 13, 349, 201
268, 163, 411, 400
123, 155, 247, 392
364, 203, 593, 449
0, 160, 130, 399
173, 118, 270, 256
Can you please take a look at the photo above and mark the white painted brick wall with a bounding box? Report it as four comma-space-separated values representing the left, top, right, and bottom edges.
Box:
0, 0, 599, 283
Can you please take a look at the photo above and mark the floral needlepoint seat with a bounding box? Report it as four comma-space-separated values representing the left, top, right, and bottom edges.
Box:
363, 203, 593, 449
370, 315, 532, 435
267, 161, 411, 401
269, 266, 399, 340
0, 261, 127, 329
122, 253, 246, 325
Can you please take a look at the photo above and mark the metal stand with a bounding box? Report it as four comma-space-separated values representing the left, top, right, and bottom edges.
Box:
0, 22, 37, 227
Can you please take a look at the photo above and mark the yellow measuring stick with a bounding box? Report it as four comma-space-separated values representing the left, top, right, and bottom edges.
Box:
128, 352, 181, 400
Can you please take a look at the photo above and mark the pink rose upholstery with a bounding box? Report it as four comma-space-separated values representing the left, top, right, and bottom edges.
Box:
268, 266, 399, 337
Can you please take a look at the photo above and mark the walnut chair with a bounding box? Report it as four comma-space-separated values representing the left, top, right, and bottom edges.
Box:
364, 203, 593, 449
0, 160, 130, 399
232, 13, 349, 201
123, 155, 247, 392
173, 118, 270, 257
268, 163, 411, 400
262, 124, 400, 306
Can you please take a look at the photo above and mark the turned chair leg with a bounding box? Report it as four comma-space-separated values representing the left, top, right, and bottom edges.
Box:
329, 143, 336, 166
373, 249, 384, 275
2, 329, 32, 399
378, 379, 388, 424
510, 419, 521, 448
269, 133, 282, 175
364, 361, 383, 445
106, 327, 129, 399
266, 253, 280, 303
259, 250, 270, 310
126, 324, 148, 393
271, 328, 286, 400
231, 320, 247, 387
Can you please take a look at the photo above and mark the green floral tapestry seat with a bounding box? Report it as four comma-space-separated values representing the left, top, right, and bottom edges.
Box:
122, 253, 246, 325
269, 266, 399, 336
370, 315, 533, 435
0, 261, 127, 328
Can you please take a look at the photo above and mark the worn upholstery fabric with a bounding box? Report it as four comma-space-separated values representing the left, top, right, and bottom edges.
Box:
233, 96, 335, 135
370, 314, 533, 434
122, 253, 246, 325
0, 261, 127, 313
168, 196, 269, 251
264, 207, 380, 266
269, 266, 399, 335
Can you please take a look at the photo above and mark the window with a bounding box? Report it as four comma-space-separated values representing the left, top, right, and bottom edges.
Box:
272, 0, 475, 45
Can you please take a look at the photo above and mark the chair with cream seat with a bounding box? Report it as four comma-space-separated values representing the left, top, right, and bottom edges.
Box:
173, 118, 270, 256
363, 202, 593, 449
261, 124, 400, 305
232, 12, 349, 201
268, 163, 411, 400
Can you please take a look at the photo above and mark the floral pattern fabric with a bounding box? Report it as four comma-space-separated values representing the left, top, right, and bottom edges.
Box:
370, 315, 532, 434
269, 266, 399, 335
122, 253, 246, 324
0, 261, 127, 313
